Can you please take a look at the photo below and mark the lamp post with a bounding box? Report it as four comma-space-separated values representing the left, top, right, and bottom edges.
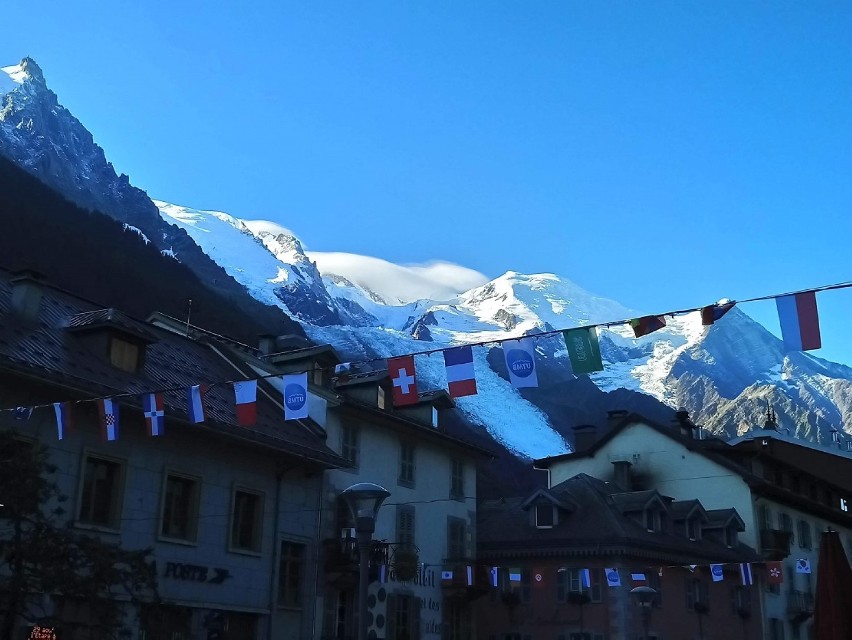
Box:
340, 483, 391, 640
630, 585, 657, 640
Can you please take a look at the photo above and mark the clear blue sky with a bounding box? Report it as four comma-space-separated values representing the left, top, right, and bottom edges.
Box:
4, 2, 852, 363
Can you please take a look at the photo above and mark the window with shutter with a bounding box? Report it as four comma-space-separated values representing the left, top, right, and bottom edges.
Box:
397, 506, 416, 550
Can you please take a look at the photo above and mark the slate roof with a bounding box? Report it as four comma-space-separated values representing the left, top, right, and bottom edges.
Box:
477, 473, 760, 565
0, 271, 346, 468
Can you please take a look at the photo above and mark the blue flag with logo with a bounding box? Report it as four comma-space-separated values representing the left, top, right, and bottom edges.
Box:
282, 372, 309, 420
503, 338, 539, 388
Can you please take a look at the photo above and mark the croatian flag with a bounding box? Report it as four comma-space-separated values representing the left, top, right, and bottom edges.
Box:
710, 564, 724, 582
580, 568, 591, 588
631, 572, 647, 586
53, 402, 73, 440
282, 372, 309, 420
388, 355, 419, 406
740, 562, 753, 586
97, 398, 119, 441
443, 346, 477, 398
142, 392, 165, 437
605, 568, 621, 587
233, 380, 258, 426
776, 291, 821, 351
187, 384, 206, 424
503, 338, 539, 388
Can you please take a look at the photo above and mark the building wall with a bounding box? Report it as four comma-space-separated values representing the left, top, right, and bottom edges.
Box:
1, 377, 325, 640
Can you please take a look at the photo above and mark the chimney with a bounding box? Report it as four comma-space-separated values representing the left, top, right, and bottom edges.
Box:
831, 429, 840, 448
612, 460, 632, 491
258, 334, 276, 356
674, 409, 696, 438
572, 424, 598, 453
10, 270, 45, 321
607, 409, 629, 431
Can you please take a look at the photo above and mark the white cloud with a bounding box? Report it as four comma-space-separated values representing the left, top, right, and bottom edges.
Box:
305, 251, 489, 303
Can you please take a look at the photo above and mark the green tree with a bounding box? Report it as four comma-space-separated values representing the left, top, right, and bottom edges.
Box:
0, 430, 158, 640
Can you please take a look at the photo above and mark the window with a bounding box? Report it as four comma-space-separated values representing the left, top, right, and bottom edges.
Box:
161, 473, 200, 541
109, 336, 140, 372
779, 512, 794, 544
647, 571, 663, 608
535, 503, 554, 528
79, 455, 124, 528
278, 541, 305, 607
685, 578, 708, 611
556, 569, 590, 603
768, 617, 785, 640
520, 569, 532, 604
397, 505, 415, 549
450, 458, 465, 499
386, 594, 421, 640
341, 424, 360, 468
230, 490, 264, 552
686, 517, 701, 540
377, 386, 386, 410
447, 517, 467, 560
759, 504, 773, 529
399, 441, 415, 485
731, 585, 750, 615
798, 519, 812, 549
725, 525, 738, 548
645, 508, 661, 532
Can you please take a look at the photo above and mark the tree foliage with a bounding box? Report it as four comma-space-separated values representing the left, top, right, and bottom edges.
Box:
0, 430, 158, 639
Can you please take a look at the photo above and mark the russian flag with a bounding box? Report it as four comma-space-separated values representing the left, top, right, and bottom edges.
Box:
53, 402, 73, 440
631, 572, 647, 586
443, 345, 477, 398
740, 562, 753, 586
234, 380, 258, 426
143, 392, 165, 437
776, 292, 821, 351
187, 384, 206, 424
97, 398, 119, 441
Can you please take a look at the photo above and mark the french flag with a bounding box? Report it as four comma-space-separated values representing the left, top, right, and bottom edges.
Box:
142, 392, 165, 437
97, 398, 119, 441
53, 402, 73, 440
776, 292, 821, 351
631, 572, 647, 586
187, 384, 206, 424
443, 345, 477, 398
234, 380, 258, 426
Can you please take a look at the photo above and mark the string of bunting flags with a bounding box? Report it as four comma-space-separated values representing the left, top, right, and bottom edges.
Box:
0, 280, 848, 440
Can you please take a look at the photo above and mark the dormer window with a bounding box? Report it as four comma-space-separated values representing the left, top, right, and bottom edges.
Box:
686, 517, 701, 541
377, 386, 386, 410
535, 503, 555, 528
645, 508, 661, 532
725, 525, 738, 548
109, 336, 140, 372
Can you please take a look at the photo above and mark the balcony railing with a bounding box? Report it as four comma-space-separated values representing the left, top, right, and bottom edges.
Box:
759, 528, 793, 560
323, 537, 390, 575
787, 590, 814, 622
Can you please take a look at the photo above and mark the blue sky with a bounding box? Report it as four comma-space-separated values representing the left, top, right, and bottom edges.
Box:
4, 2, 852, 362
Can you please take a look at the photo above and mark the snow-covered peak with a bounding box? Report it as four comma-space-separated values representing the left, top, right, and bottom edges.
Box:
1, 58, 45, 94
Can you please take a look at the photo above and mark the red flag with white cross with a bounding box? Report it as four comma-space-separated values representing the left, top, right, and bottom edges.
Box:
388, 355, 419, 406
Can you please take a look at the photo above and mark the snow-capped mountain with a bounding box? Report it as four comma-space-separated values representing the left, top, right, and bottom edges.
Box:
4, 57, 852, 460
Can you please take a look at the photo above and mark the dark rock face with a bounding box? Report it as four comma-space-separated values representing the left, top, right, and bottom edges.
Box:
0, 58, 304, 338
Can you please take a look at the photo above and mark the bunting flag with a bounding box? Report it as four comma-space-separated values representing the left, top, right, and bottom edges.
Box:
142, 392, 165, 437
776, 292, 821, 351
187, 384, 206, 424
490, 566, 499, 588
767, 561, 784, 585
443, 346, 477, 398
441, 569, 454, 586
701, 302, 735, 326
630, 315, 667, 338
532, 568, 548, 590
282, 372, 309, 420
796, 559, 812, 574
14, 406, 33, 420
631, 572, 647, 586
605, 568, 621, 587
503, 338, 539, 388
466, 565, 474, 586
233, 380, 258, 426
97, 398, 119, 441
53, 402, 73, 440
710, 564, 724, 582
509, 568, 522, 586
580, 568, 591, 589
562, 327, 603, 374
388, 355, 419, 406
740, 563, 753, 586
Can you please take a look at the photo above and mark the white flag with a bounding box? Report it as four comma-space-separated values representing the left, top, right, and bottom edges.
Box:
503, 338, 539, 388
605, 568, 621, 587
710, 564, 724, 582
795, 559, 812, 574
282, 372, 309, 420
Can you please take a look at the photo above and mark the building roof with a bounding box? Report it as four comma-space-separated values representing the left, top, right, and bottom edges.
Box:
478, 473, 759, 565
0, 271, 347, 468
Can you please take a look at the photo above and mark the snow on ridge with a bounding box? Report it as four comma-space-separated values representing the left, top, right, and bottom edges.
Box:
122, 223, 150, 244
242, 219, 298, 239
0, 62, 27, 87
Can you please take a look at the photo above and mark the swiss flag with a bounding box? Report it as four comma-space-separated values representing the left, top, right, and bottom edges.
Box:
532, 568, 549, 590
388, 356, 419, 406
767, 561, 784, 585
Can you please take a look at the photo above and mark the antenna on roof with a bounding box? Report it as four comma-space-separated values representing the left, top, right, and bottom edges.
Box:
185, 299, 192, 336
764, 403, 778, 431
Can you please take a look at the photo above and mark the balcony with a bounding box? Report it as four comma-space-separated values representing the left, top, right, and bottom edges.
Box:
440, 560, 491, 602
759, 528, 793, 560
787, 590, 814, 623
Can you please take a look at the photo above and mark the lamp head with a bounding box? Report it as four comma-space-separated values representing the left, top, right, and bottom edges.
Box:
340, 482, 391, 534
630, 585, 657, 607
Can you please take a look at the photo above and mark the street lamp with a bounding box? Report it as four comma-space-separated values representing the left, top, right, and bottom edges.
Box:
340, 483, 391, 640
630, 585, 657, 640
